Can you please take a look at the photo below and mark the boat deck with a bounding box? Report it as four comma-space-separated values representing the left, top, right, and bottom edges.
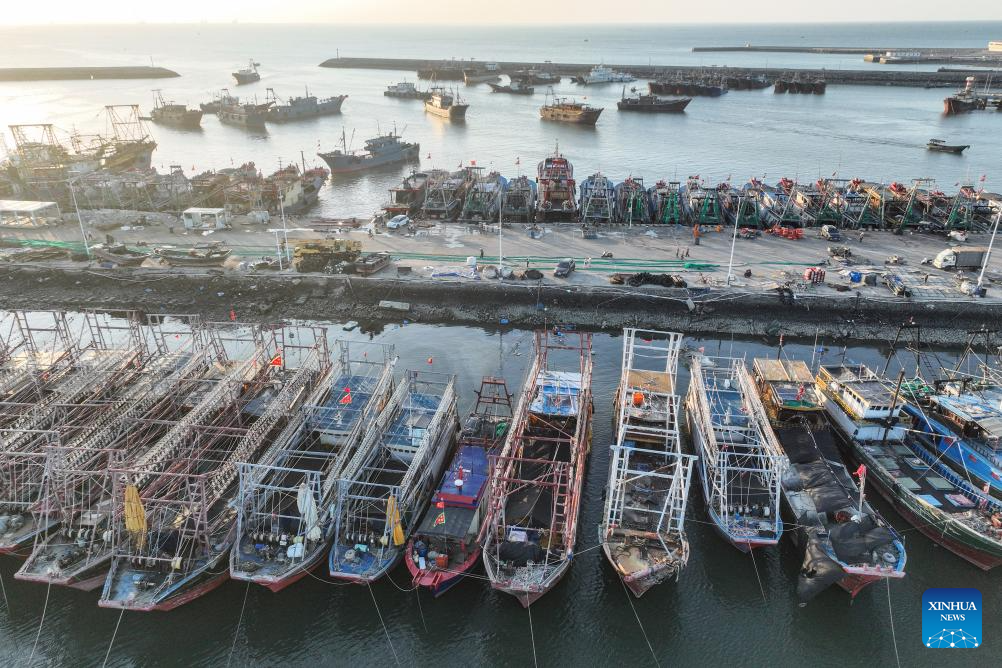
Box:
529, 371, 582, 417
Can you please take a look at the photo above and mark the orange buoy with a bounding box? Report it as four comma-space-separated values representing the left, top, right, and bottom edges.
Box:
632, 391, 645, 407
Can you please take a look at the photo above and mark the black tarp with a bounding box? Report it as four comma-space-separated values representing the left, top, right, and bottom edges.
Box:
498, 540, 544, 565
798, 534, 847, 602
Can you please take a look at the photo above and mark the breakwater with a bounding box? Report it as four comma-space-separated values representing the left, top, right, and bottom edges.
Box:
0, 66, 180, 81
318, 56, 983, 87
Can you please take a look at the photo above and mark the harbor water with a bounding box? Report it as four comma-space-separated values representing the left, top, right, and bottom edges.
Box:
0, 316, 996, 666
2, 22, 1002, 220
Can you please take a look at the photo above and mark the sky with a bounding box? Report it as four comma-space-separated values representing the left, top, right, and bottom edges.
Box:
1, 1, 1001, 25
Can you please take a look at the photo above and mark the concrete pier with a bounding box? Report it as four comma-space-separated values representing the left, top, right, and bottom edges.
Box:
318, 56, 986, 87
0, 66, 180, 82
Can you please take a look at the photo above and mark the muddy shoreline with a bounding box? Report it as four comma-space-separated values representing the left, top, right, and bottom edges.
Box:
1, 264, 998, 347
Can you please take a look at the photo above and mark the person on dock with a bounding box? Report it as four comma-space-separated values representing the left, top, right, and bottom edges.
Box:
858, 230, 865, 243
693, 225, 701, 246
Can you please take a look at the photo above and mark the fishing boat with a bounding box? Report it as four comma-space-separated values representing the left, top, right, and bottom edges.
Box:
579, 173, 616, 224
354, 252, 392, 276
424, 87, 469, 120
791, 181, 841, 225
216, 99, 272, 129
232, 60, 261, 85
90, 243, 151, 266
648, 180, 684, 225
463, 66, 501, 85
459, 168, 507, 222
230, 342, 395, 592
421, 169, 471, 220
681, 177, 724, 226
752, 359, 906, 601
200, 89, 239, 114
757, 182, 803, 228
417, 63, 465, 81
511, 68, 561, 86
500, 175, 537, 223
719, 184, 761, 228
264, 87, 347, 122
927, 139, 970, 154
573, 65, 635, 85
98, 325, 328, 611
149, 90, 203, 129
318, 128, 420, 175
405, 377, 513, 596
329, 371, 458, 583
617, 91, 691, 113
601, 329, 695, 597
615, 177, 651, 225
536, 145, 578, 222
488, 80, 535, 95
650, 75, 726, 97
383, 171, 431, 217
816, 364, 1002, 570
685, 355, 786, 551
154, 244, 231, 266
539, 90, 602, 125
481, 329, 593, 606
384, 82, 432, 100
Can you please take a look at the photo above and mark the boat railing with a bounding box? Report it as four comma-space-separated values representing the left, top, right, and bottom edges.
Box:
398, 374, 457, 502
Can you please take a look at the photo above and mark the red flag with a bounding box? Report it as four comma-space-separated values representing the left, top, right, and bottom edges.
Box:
427, 357, 433, 365
433, 512, 446, 526
435, 500, 445, 509
229, 308, 236, 322
470, 159, 476, 166
457, 466, 464, 481
854, 464, 867, 478
339, 388, 352, 405
269, 355, 282, 367
796, 385, 805, 401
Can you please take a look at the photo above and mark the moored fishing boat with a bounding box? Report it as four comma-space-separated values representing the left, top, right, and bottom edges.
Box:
753, 359, 906, 601
816, 364, 1002, 570
681, 177, 724, 226
90, 243, 151, 266
536, 145, 578, 222
421, 169, 471, 220
500, 175, 537, 223
601, 329, 695, 597
384, 171, 431, 217
216, 99, 272, 129
685, 355, 786, 551
405, 377, 512, 596
149, 90, 203, 129
459, 168, 507, 222
318, 128, 420, 175
230, 342, 395, 592
488, 80, 535, 95
98, 325, 329, 611
572, 65, 635, 85
264, 87, 347, 122
758, 182, 803, 228
579, 173, 616, 224
154, 244, 231, 266
648, 180, 684, 225
615, 177, 651, 225
481, 329, 593, 607
328, 371, 458, 583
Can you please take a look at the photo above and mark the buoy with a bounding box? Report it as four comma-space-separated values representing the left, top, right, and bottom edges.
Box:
632, 391, 645, 407
427, 357, 433, 365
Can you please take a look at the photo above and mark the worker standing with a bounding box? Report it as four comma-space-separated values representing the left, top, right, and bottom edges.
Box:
692, 225, 701, 246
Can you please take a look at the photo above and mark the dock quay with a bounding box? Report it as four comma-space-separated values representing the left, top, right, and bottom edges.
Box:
319, 56, 991, 87
0, 66, 180, 82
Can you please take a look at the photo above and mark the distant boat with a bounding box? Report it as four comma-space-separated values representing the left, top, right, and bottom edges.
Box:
232, 60, 261, 85
318, 128, 420, 174
216, 99, 272, 128
488, 80, 535, 95
149, 89, 202, 128
617, 89, 691, 113
424, 87, 469, 120
200, 88, 238, 114
572, 65, 635, 85
463, 65, 501, 85
264, 87, 346, 122
539, 89, 603, 125
91, 243, 150, 266
384, 81, 431, 100
927, 138, 970, 154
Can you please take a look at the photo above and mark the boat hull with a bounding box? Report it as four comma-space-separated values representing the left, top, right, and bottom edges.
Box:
539, 108, 602, 125
319, 144, 420, 174
404, 546, 480, 597
424, 103, 468, 120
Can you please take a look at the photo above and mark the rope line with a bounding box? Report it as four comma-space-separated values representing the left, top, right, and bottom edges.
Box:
368, 581, 400, 667
526, 596, 538, 668
886, 578, 901, 668
620, 577, 661, 668
226, 581, 251, 668
747, 543, 767, 604
101, 608, 125, 668
29, 581, 51, 665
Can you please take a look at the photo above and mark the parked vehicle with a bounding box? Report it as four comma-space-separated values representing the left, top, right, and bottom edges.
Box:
932, 246, 989, 270
554, 258, 576, 277
387, 214, 411, 230
820, 224, 842, 241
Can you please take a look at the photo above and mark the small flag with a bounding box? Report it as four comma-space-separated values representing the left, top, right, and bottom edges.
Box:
433, 512, 446, 527
229, 308, 236, 322
427, 357, 433, 365
269, 355, 282, 367
796, 385, 805, 401
435, 500, 445, 509
471, 159, 476, 166
339, 387, 352, 405
854, 464, 867, 478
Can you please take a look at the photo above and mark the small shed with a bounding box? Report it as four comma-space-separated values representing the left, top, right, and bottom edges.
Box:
182, 207, 229, 230
0, 200, 61, 229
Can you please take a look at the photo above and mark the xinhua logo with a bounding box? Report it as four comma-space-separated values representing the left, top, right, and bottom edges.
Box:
922, 588, 981, 649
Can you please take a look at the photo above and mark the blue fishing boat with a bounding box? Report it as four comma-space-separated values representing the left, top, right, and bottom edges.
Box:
230, 342, 396, 592
579, 173, 616, 224
685, 355, 786, 551
328, 370, 458, 583
405, 377, 513, 596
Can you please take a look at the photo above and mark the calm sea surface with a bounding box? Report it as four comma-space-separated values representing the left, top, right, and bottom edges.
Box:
1, 23, 1001, 666
0, 317, 996, 667
1, 22, 1002, 218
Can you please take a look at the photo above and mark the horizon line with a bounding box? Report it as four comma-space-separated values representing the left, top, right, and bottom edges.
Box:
2, 18, 1002, 27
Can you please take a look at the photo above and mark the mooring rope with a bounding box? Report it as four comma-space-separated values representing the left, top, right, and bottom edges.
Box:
367, 581, 400, 667
747, 543, 767, 604
886, 578, 901, 668
226, 581, 251, 668
414, 587, 428, 634
525, 595, 538, 668
0, 569, 10, 612
620, 577, 661, 668
101, 608, 125, 668
29, 581, 51, 665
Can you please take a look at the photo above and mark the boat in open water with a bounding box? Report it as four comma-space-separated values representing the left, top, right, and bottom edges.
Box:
405, 377, 513, 596
318, 129, 420, 175
539, 91, 603, 125
328, 370, 458, 583
149, 90, 203, 129
601, 329, 695, 597
232, 60, 261, 85
753, 359, 905, 601
265, 87, 347, 122
230, 342, 395, 592
384, 82, 431, 100
424, 87, 469, 121
617, 91, 691, 113
816, 364, 1002, 570
481, 329, 593, 607
488, 80, 535, 95
685, 355, 786, 551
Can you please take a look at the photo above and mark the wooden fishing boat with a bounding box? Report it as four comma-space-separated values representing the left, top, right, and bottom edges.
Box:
481, 329, 593, 607
230, 342, 395, 592
816, 364, 1002, 570
685, 355, 786, 551
328, 371, 458, 583
927, 139, 970, 154
91, 243, 151, 266
154, 245, 231, 266
753, 359, 905, 601
405, 377, 512, 596
601, 329, 695, 597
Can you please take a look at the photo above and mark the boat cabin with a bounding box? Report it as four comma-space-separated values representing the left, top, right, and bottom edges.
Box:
182, 207, 229, 231
753, 358, 824, 425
